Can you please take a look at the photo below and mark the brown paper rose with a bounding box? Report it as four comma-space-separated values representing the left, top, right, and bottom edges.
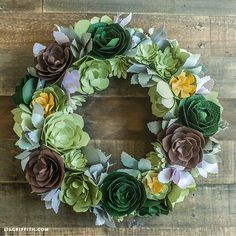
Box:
162, 123, 205, 169
25, 149, 64, 193
34, 42, 73, 83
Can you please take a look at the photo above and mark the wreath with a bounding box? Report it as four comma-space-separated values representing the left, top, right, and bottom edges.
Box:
11, 14, 226, 227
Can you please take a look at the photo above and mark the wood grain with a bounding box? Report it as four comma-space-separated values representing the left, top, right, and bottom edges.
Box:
43, 0, 236, 16
0, 0, 42, 12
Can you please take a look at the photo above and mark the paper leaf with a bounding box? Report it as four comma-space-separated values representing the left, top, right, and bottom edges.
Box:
33, 43, 46, 57
130, 74, 139, 85
138, 158, 151, 172
127, 64, 146, 73
147, 121, 162, 135
96, 149, 111, 164
16, 137, 32, 150
156, 81, 173, 98
74, 20, 90, 38
53, 31, 70, 45
32, 103, 44, 129
118, 13, 132, 27
15, 150, 31, 160
21, 156, 29, 171
183, 53, 200, 68
82, 144, 101, 165
121, 152, 138, 169
100, 15, 113, 24
117, 169, 140, 178
28, 129, 41, 143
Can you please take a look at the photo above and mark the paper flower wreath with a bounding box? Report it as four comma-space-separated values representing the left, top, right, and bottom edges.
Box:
12, 14, 226, 227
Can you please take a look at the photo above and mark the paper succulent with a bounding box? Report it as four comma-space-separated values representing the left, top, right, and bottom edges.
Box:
135, 40, 158, 65
32, 85, 67, 116
63, 149, 87, 171
12, 103, 44, 150
25, 149, 64, 193
12, 74, 38, 106
100, 172, 146, 217
148, 80, 176, 118
75, 59, 111, 94
170, 71, 196, 98
141, 170, 169, 200
87, 22, 131, 59
42, 112, 90, 154
109, 56, 130, 79
138, 199, 169, 217
154, 41, 189, 79
60, 171, 102, 212
179, 94, 221, 137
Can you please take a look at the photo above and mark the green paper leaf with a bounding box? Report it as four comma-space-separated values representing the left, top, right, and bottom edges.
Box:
121, 152, 138, 169
100, 15, 113, 24
74, 20, 90, 38
147, 121, 162, 135
138, 159, 151, 172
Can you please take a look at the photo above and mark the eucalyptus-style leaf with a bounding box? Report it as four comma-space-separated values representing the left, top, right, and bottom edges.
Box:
147, 121, 162, 135
53, 31, 70, 45
138, 158, 151, 172
74, 20, 90, 38
121, 152, 138, 169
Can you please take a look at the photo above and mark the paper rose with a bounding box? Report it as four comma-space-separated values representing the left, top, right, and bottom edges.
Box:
63, 149, 87, 171
141, 170, 169, 200
42, 112, 90, 153
179, 94, 221, 137
100, 172, 146, 217
60, 172, 102, 212
162, 123, 205, 169
12, 74, 38, 106
148, 80, 175, 118
138, 199, 169, 217
87, 22, 131, 59
25, 149, 64, 193
76, 59, 111, 94
34, 42, 73, 83
32, 85, 67, 116
170, 71, 196, 98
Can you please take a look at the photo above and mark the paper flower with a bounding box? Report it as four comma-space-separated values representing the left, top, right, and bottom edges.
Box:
162, 124, 205, 169
148, 80, 175, 118
154, 41, 189, 79
25, 149, 64, 193
32, 85, 67, 116
170, 71, 196, 98
138, 199, 169, 217
158, 165, 195, 189
135, 41, 158, 65
141, 170, 169, 200
100, 172, 146, 217
179, 94, 221, 137
109, 56, 130, 79
12, 74, 38, 106
63, 149, 87, 171
62, 70, 81, 94
87, 22, 131, 59
60, 171, 102, 212
34, 42, 73, 83
76, 59, 111, 94
42, 112, 90, 154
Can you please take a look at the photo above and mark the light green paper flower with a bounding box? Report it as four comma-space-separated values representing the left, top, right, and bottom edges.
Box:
109, 56, 130, 79
60, 171, 102, 213
63, 149, 87, 171
42, 112, 90, 154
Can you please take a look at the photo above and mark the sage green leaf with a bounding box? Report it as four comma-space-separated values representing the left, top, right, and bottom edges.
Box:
74, 20, 90, 38
121, 152, 138, 169
138, 159, 151, 172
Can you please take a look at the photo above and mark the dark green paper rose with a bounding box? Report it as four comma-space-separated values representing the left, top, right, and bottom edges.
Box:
179, 94, 221, 137
100, 172, 146, 217
87, 22, 131, 59
138, 199, 169, 217
12, 75, 38, 106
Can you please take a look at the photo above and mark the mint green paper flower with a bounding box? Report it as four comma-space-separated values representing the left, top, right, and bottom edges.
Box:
148, 80, 176, 118
63, 149, 87, 171
154, 41, 189, 79
76, 59, 111, 95
60, 171, 102, 212
42, 112, 90, 154
135, 42, 158, 65
109, 56, 130, 79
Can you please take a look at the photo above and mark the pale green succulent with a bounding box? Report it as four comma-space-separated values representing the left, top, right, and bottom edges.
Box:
63, 149, 87, 171
60, 171, 102, 212
42, 112, 90, 154
77, 59, 112, 94
146, 142, 167, 171
154, 41, 189, 79
135, 42, 158, 65
141, 170, 169, 200
109, 56, 130, 79
148, 80, 175, 118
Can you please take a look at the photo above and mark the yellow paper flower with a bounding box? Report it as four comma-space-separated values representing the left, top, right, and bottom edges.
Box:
170, 71, 196, 98
146, 175, 164, 194
32, 92, 55, 116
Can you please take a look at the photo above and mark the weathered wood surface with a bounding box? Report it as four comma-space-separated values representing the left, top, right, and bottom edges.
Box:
0, 1, 236, 235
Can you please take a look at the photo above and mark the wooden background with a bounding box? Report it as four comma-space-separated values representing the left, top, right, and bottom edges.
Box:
0, 0, 236, 235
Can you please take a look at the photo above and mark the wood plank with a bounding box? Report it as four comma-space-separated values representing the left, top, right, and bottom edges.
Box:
0, 0, 42, 12
43, 0, 236, 16
1, 13, 236, 97
0, 184, 235, 228
0, 96, 234, 140
1, 138, 235, 185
